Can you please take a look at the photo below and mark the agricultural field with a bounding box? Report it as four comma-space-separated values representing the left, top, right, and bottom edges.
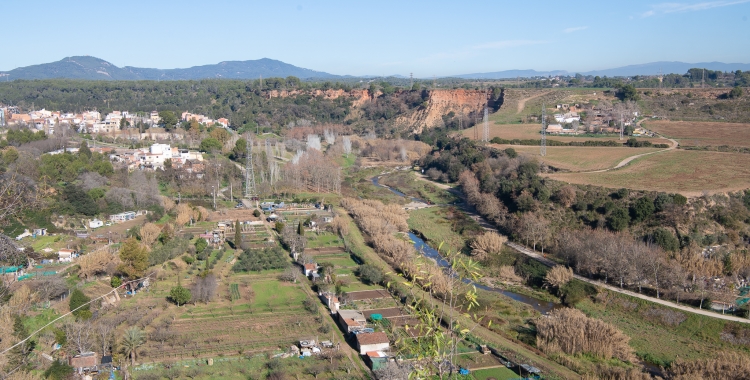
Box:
492, 144, 662, 172
463, 122, 669, 144
547, 149, 750, 195
306, 232, 345, 249
471, 366, 520, 380
643, 120, 750, 147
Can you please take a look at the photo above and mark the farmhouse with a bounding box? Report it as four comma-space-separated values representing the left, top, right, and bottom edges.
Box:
304, 263, 318, 277
355, 332, 390, 355
337, 309, 366, 333
89, 219, 103, 229
58, 249, 76, 262
110, 211, 136, 223
69, 351, 98, 372
546, 124, 563, 134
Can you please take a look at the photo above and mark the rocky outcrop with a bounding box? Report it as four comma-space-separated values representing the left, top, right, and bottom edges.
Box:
397, 89, 497, 134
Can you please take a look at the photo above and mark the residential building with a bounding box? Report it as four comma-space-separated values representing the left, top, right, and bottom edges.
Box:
110, 211, 136, 223
338, 309, 366, 333
89, 219, 103, 229
355, 332, 390, 355
58, 249, 76, 262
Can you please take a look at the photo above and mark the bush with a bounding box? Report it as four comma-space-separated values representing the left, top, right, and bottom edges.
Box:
194, 238, 208, 253
303, 298, 318, 313
110, 276, 122, 288
559, 280, 596, 306
607, 207, 630, 231
630, 197, 655, 222
182, 255, 195, 265
69, 288, 91, 320
652, 228, 679, 252
357, 264, 384, 285
169, 285, 192, 306
253, 209, 261, 217
44, 360, 74, 380
729, 86, 743, 99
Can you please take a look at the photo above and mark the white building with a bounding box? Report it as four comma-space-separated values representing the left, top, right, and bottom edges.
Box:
89, 219, 103, 229
355, 332, 390, 355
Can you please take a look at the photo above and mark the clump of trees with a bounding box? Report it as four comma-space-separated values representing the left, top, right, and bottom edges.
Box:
535, 308, 634, 362
232, 247, 287, 272
341, 198, 450, 296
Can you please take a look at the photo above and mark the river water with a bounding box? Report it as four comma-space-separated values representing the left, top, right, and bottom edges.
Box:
371, 175, 560, 314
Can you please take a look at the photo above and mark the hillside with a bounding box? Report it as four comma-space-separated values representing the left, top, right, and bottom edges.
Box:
0, 56, 341, 81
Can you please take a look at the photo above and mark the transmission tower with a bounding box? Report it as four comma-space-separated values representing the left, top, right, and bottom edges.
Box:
482, 106, 489, 142
702, 68, 705, 89
619, 114, 624, 140
541, 103, 547, 156
410, 73, 413, 89
245, 136, 258, 201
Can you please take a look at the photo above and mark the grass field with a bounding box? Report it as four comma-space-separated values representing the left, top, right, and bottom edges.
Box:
408, 208, 468, 254
644, 120, 750, 147
547, 150, 750, 195
379, 171, 459, 204
492, 144, 661, 171
471, 366, 520, 380
306, 233, 345, 248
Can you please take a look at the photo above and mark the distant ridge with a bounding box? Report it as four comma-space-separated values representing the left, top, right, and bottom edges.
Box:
453, 61, 750, 79
0, 56, 341, 81
2, 57, 750, 81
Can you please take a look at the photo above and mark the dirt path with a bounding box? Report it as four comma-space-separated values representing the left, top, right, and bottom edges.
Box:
516, 90, 554, 114
505, 242, 750, 324
415, 175, 750, 324
583, 134, 679, 173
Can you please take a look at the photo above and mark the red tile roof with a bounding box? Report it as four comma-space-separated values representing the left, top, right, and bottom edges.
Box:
356, 332, 389, 345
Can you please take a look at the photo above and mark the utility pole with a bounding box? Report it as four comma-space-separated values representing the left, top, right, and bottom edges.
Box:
212, 185, 216, 210
619, 114, 624, 140
482, 106, 489, 142
541, 103, 547, 157
245, 135, 258, 203
702, 68, 705, 89
410, 73, 413, 89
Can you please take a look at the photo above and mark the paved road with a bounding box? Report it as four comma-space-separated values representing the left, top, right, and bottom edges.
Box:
416, 174, 750, 324
506, 242, 750, 324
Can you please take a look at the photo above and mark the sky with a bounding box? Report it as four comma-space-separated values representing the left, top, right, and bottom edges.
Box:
2, 0, 750, 76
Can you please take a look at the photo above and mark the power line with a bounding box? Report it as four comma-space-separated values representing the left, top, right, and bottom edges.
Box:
541, 103, 546, 156
0, 273, 155, 356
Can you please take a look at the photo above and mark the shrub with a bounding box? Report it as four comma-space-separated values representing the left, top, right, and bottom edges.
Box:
182, 255, 196, 265
535, 308, 634, 361
545, 266, 573, 290
194, 238, 208, 253
110, 276, 122, 288
607, 207, 630, 231
559, 280, 596, 306
357, 264, 384, 285
169, 285, 192, 306
470, 231, 507, 260
69, 288, 91, 320
44, 360, 74, 380
253, 209, 261, 217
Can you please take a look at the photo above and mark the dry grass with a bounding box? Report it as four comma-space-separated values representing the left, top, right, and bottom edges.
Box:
669, 351, 750, 380
644, 120, 750, 147
535, 308, 635, 362
547, 150, 750, 196
491, 144, 662, 171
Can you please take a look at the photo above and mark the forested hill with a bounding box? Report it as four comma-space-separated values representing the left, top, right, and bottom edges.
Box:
0, 56, 340, 81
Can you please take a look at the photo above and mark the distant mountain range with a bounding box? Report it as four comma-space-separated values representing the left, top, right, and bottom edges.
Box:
2, 57, 750, 81
453, 61, 750, 79
0, 56, 340, 81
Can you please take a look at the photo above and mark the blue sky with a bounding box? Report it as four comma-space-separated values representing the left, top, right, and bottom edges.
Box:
3, 0, 749, 76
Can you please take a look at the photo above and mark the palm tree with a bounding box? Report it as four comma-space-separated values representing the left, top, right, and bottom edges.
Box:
121, 327, 145, 366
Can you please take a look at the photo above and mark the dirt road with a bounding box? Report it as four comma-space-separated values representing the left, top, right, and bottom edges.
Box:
583, 133, 679, 173
516, 91, 554, 113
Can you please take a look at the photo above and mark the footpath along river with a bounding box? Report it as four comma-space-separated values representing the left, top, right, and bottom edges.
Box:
371, 175, 561, 314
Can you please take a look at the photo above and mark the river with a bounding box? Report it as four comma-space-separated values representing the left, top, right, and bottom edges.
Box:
371, 174, 560, 314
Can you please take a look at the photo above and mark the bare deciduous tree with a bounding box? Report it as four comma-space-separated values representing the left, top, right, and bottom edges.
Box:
469, 231, 507, 260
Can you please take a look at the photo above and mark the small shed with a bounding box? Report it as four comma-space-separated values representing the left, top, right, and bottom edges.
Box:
89, 219, 103, 229
366, 351, 389, 370
58, 249, 76, 262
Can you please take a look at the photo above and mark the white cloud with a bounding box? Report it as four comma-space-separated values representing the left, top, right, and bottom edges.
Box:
471, 40, 547, 50
642, 0, 750, 17
563, 26, 588, 33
